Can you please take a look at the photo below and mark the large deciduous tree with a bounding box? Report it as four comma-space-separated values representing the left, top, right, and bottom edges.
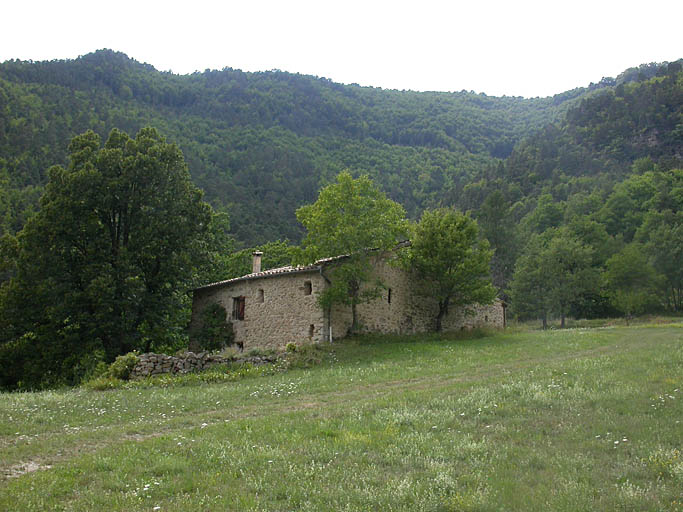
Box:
295, 171, 408, 334
0, 128, 213, 389
508, 228, 597, 328
605, 243, 662, 322
406, 208, 496, 332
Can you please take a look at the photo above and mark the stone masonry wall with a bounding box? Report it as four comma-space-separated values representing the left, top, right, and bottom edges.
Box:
191, 255, 505, 351
131, 352, 227, 378
331, 255, 505, 337
130, 352, 277, 378
191, 270, 327, 352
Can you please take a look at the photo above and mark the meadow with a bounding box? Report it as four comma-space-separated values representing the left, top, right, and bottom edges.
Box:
1, 323, 681, 511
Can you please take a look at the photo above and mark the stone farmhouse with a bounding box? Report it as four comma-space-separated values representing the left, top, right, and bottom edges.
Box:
190, 249, 506, 352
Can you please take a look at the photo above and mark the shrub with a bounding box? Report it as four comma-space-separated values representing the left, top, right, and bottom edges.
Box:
190, 303, 234, 351
217, 346, 240, 360
107, 352, 139, 380
286, 342, 297, 353
83, 375, 126, 391
285, 343, 328, 368
247, 348, 276, 358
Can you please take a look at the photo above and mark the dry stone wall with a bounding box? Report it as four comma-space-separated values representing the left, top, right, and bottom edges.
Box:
130, 352, 276, 378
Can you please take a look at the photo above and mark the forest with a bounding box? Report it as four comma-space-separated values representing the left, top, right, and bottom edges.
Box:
0, 51, 681, 389
0, 49, 611, 242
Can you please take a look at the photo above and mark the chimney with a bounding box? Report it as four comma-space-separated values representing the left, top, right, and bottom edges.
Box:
252, 251, 263, 274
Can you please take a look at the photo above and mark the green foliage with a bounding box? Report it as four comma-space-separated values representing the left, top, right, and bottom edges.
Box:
0, 50, 598, 246
190, 303, 235, 352
220, 240, 296, 280
1, 50, 681, 352
0, 127, 214, 390
283, 342, 332, 368
406, 208, 496, 331
83, 360, 277, 391
474, 190, 519, 295
508, 228, 598, 327
508, 236, 552, 326
634, 167, 683, 311
605, 244, 662, 318
296, 172, 409, 262
107, 352, 140, 380
296, 172, 408, 332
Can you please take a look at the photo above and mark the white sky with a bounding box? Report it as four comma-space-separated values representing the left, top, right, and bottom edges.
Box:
2, 0, 681, 98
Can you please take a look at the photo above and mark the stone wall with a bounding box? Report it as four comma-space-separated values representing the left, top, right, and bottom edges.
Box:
191, 254, 506, 351
332, 255, 505, 337
441, 301, 506, 331
191, 270, 327, 352
130, 352, 277, 378
131, 352, 226, 378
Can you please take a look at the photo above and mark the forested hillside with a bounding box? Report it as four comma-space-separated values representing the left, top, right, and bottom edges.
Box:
1, 49, 600, 243
464, 63, 681, 250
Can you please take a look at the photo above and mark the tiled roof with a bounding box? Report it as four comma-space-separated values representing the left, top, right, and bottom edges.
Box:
193, 242, 408, 292
193, 263, 321, 291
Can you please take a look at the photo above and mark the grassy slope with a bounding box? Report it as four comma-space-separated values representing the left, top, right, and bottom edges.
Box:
1, 325, 681, 511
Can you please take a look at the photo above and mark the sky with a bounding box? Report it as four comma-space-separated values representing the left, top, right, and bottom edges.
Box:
2, 0, 681, 98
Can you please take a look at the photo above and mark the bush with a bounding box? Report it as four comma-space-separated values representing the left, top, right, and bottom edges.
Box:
83, 375, 125, 391
247, 348, 276, 358
107, 352, 139, 380
285, 343, 329, 369
190, 303, 234, 351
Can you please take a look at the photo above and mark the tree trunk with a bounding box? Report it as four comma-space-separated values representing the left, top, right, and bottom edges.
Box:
435, 298, 450, 332
351, 302, 359, 334
561, 311, 565, 328
348, 280, 361, 335
542, 311, 548, 330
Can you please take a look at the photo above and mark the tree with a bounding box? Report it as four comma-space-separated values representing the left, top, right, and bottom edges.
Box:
508, 235, 553, 329
642, 215, 682, 312
0, 127, 213, 389
508, 228, 597, 328
605, 244, 661, 321
406, 208, 496, 331
220, 240, 296, 281
634, 168, 683, 312
476, 190, 519, 296
295, 172, 408, 334
544, 229, 598, 327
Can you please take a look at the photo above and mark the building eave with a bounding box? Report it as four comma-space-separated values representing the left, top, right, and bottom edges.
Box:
193, 265, 322, 292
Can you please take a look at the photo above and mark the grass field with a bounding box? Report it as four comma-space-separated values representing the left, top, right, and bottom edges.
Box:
1, 324, 682, 511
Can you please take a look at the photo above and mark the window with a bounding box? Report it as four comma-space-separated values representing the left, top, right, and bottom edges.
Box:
388, 288, 392, 304
308, 324, 315, 338
303, 280, 312, 295
232, 296, 245, 320
258, 289, 264, 303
